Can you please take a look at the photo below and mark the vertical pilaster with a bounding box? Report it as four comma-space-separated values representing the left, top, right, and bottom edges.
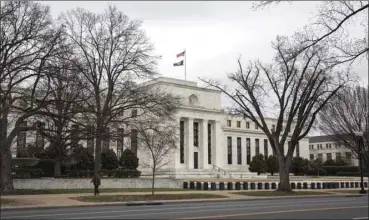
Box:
186, 118, 194, 169
232, 136, 237, 166
200, 120, 208, 169
214, 120, 222, 167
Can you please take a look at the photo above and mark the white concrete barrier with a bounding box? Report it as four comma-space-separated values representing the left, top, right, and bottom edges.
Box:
13, 178, 183, 189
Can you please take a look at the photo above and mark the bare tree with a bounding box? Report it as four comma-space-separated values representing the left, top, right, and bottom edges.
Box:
0, 1, 63, 193
253, 1, 368, 64
135, 118, 178, 195
59, 5, 175, 173
318, 86, 368, 164
34, 42, 91, 177
201, 37, 351, 192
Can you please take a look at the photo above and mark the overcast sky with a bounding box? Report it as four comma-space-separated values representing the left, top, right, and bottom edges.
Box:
44, 1, 367, 135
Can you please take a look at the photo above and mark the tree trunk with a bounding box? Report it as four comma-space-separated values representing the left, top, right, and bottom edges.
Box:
0, 146, 14, 194
54, 160, 61, 177
277, 156, 293, 192
151, 167, 155, 196
94, 128, 103, 173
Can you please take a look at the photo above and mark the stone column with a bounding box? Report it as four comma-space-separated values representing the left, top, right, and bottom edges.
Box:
242, 137, 247, 166
186, 118, 194, 169
200, 119, 208, 169
174, 117, 181, 170
232, 136, 237, 166
213, 120, 222, 167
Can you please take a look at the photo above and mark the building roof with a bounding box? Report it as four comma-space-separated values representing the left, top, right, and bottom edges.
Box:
308, 134, 352, 143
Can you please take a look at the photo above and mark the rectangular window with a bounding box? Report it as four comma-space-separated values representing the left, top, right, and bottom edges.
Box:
35, 123, 45, 149
87, 126, 95, 154
16, 121, 27, 156
272, 124, 276, 132
264, 139, 268, 160
227, 137, 232, 165
236, 121, 241, 128
327, 153, 332, 160
194, 122, 199, 147
335, 152, 341, 161
255, 139, 260, 155
227, 120, 232, 127
296, 142, 300, 157
131, 129, 138, 154
318, 153, 323, 161
117, 128, 124, 152
180, 121, 185, 163
345, 152, 352, 161
326, 143, 329, 148
103, 127, 110, 150
246, 122, 250, 129
71, 124, 78, 145
237, 137, 241, 165
208, 123, 212, 164
310, 154, 314, 160
311, 144, 314, 150
246, 138, 251, 165
255, 123, 258, 130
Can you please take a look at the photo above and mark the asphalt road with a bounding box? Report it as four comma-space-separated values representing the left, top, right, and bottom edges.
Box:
1, 195, 368, 219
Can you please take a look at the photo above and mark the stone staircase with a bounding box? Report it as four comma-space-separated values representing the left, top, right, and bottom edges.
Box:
141, 167, 267, 179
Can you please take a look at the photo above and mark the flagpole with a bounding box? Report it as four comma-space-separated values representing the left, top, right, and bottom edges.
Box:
184, 48, 187, 83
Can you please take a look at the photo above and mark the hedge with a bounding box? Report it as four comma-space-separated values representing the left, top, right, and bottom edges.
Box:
34, 159, 56, 177
336, 172, 369, 177
306, 166, 368, 176
12, 168, 43, 178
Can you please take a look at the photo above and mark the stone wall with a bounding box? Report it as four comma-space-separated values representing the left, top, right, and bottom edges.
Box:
13, 178, 183, 189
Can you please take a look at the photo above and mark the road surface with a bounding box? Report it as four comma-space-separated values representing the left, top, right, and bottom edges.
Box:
1, 195, 368, 219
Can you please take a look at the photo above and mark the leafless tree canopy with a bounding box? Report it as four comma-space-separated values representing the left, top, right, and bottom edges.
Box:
318, 86, 368, 162
201, 36, 352, 191
59, 5, 179, 173
253, 1, 368, 65
0, 1, 63, 193
1, 1, 182, 193
134, 118, 179, 195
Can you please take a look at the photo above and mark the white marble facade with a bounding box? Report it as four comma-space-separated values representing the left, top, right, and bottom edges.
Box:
10, 77, 310, 178
136, 77, 310, 178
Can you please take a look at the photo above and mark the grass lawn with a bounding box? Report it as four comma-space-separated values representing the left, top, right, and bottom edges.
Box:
232, 191, 332, 197
1, 199, 17, 206
71, 193, 228, 203
2, 188, 190, 195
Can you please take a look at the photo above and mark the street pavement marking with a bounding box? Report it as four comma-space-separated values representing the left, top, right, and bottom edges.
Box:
353, 217, 369, 220
2, 198, 366, 219
177, 206, 369, 219
64, 201, 368, 219
2, 199, 332, 218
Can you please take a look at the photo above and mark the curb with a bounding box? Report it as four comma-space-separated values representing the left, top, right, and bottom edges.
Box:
1, 194, 366, 211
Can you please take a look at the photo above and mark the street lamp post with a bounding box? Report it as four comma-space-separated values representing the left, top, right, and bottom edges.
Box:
354, 132, 367, 194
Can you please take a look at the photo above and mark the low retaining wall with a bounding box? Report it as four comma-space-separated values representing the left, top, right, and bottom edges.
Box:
183, 180, 369, 190
13, 178, 183, 189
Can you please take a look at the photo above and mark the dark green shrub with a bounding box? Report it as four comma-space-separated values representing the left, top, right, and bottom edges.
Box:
249, 154, 267, 175
12, 168, 43, 178
336, 172, 369, 177
119, 149, 139, 170
266, 155, 278, 176
34, 159, 56, 177
101, 149, 119, 170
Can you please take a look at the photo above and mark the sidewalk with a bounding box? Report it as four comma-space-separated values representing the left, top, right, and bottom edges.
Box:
1, 189, 364, 210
